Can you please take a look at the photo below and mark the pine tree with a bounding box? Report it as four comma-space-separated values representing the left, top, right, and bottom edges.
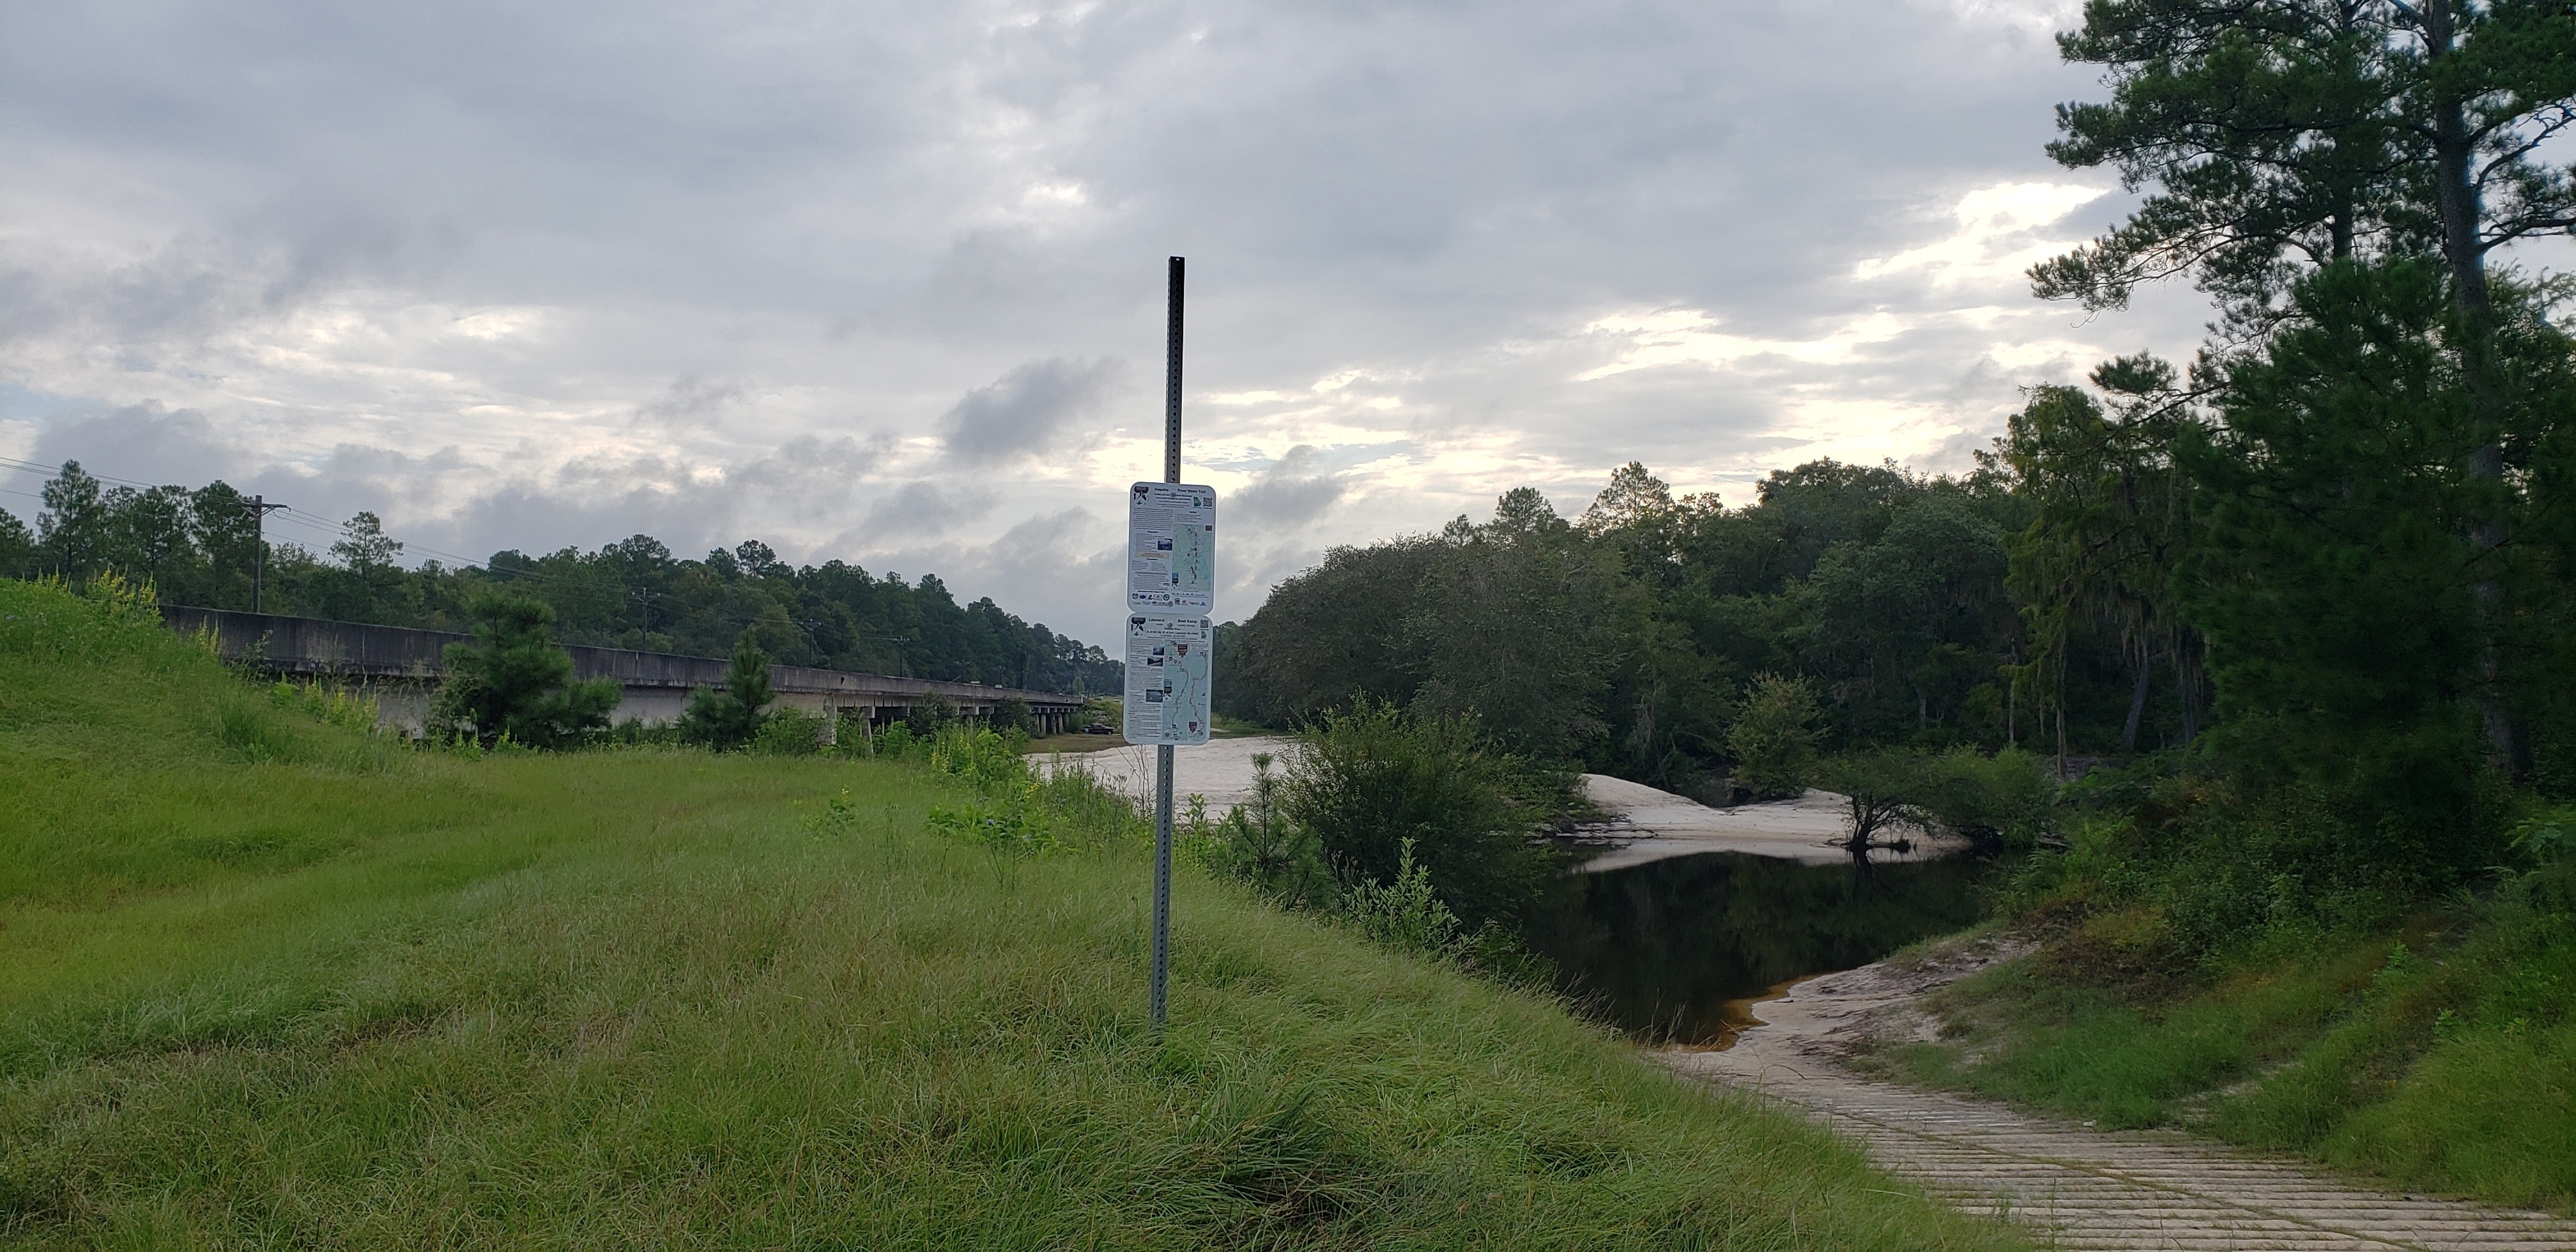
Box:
433, 593, 620, 748
677, 639, 774, 749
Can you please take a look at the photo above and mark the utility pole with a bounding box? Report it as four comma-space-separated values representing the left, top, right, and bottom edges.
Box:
1151, 255, 1184, 1030
243, 494, 289, 614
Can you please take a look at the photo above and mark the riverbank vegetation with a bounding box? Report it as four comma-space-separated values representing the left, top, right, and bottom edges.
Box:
1212, 0, 2576, 1209
0, 576, 2016, 1248
1190, 700, 1591, 972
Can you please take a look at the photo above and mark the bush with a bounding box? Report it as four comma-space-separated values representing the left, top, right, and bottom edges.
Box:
1344, 838, 1462, 954
1726, 673, 1820, 800
2000, 759, 2476, 965
752, 708, 828, 755
1819, 746, 2056, 848
989, 696, 1034, 737
904, 692, 958, 737
919, 726, 1146, 853
1280, 699, 1576, 932
1913, 746, 2055, 847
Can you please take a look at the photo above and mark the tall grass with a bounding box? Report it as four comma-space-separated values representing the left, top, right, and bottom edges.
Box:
0, 577, 2015, 1249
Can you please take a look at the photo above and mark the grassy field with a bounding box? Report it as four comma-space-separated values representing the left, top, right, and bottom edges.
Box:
1863, 904, 2576, 1211
0, 578, 2016, 1249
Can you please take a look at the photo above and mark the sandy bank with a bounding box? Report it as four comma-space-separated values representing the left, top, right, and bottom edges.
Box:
1574, 775, 1968, 870
1041, 736, 1968, 869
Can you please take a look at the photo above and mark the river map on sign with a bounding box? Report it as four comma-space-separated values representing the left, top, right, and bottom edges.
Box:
1127, 482, 1216, 615
1123, 615, 1211, 745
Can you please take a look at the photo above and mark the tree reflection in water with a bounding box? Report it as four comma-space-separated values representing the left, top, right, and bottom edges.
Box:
1519, 850, 2005, 1044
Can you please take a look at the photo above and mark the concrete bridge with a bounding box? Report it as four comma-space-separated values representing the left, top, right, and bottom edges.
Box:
162, 606, 1092, 737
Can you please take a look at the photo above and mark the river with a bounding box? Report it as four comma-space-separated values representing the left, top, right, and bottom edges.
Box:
1518, 848, 2007, 1045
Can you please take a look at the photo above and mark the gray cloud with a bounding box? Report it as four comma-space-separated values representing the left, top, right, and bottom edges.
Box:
0, 0, 2291, 647
852, 480, 995, 540
940, 358, 1123, 464
1229, 445, 1346, 530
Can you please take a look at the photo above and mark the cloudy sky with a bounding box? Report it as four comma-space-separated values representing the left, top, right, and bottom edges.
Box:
1, 0, 2225, 647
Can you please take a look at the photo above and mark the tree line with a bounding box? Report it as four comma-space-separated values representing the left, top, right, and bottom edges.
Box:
0, 464, 1121, 693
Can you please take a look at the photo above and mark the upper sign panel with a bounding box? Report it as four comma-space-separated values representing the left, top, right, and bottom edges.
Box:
1127, 482, 1216, 614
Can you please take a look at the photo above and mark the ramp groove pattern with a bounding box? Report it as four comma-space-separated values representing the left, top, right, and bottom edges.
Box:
1657, 959, 2576, 1251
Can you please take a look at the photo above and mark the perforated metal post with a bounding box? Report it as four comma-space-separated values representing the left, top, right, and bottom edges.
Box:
1150, 256, 1184, 1029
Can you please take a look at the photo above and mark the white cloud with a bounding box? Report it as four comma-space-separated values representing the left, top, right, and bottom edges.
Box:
1577, 309, 1911, 379
1855, 181, 2110, 285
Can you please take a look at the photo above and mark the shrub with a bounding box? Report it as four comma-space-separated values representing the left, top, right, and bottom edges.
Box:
989, 696, 1034, 737
1280, 699, 1575, 932
1344, 838, 1462, 954
752, 708, 828, 755
904, 692, 958, 737
920, 726, 1146, 853
1912, 746, 2055, 847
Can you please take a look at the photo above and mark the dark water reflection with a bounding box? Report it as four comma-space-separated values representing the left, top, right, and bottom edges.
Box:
1519, 851, 2005, 1044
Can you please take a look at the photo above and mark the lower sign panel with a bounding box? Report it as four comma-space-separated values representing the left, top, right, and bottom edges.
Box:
1124, 615, 1212, 745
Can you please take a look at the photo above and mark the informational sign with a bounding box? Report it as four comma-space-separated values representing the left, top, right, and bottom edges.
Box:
1127, 482, 1216, 614
1124, 615, 1212, 745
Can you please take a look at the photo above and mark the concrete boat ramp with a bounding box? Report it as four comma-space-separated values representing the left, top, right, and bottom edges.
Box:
1663, 942, 2576, 1250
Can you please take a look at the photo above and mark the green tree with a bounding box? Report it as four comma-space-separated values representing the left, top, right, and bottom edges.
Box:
35, 461, 110, 584
1580, 465, 1735, 789
1811, 749, 1942, 855
1995, 363, 2205, 758
0, 509, 31, 578
103, 485, 197, 593
2177, 257, 2561, 855
432, 593, 620, 748
2040, 0, 2576, 767
1223, 536, 1445, 725
1726, 673, 1822, 800
1802, 494, 2012, 741
678, 639, 776, 749
740, 601, 816, 666
187, 482, 262, 609
2036, 0, 2417, 320
1406, 490, 1627, 761
320, 511, 408, 622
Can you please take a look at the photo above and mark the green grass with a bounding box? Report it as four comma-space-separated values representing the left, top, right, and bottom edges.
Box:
1870, 902, 2576, 1210
0, 579, 2014, 1249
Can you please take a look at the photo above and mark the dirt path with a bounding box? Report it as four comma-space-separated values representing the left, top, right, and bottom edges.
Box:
1656, 939, 2576, 1250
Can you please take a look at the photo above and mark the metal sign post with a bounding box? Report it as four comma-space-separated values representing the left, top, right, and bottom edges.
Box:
1123, 255, 1216, 1030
